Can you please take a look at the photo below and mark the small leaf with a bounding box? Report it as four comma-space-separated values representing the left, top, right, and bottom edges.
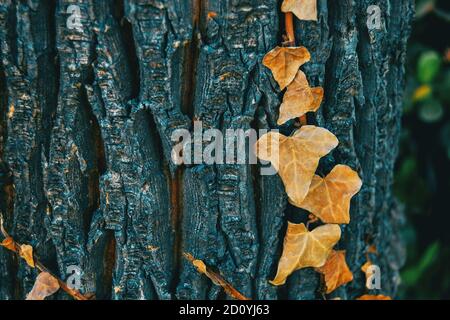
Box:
277, 70, 323, 125
292, 165, 362, 224
417, 51, 441, 83
19, 244, 35, 268
0, 237, 16, 251
357, 294, 392, 300
361, 260, 376, 289
412, 84, 432, 102
26, 272, 60, 300
270, 223, 341, 286
418, 99, 443, 123
256, 126, 338, 205
263, 46, 311, 90
317, 250, 353, 294
282, 0, 318, 21
184, 253, 250, 300
361, 260, 373, 275
192, 259, 207, 274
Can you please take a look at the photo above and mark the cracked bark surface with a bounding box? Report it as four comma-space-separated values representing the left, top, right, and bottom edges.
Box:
0, 0, 413, 300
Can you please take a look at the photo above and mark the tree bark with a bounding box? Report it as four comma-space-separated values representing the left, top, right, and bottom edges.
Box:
0, 0, 414, 300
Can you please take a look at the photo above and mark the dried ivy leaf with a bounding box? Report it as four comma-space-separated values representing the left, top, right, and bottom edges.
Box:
357, 294, 392, 300
277, 70, 324, 125
292, 165, 362, 224
19, 244, 35, 268
361, 261, 373, 275
26, 272, 60, 300
310, 87, 324, 110
185, 253, 250, 300
282, 0, 318, 21
316, 250, 353, 294
270, 223, 341, 286
0, 237, 16, 251
263, 46, 311, 90
256, 126, 338, 205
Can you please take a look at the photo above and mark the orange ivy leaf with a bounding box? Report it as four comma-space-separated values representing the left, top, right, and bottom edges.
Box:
357, 294, 392, 300
0, 237, 16, 251
291, 165, 362, 224
270, 223, 341, 286
361, 260, 379, 289
19, 244, 35, 268
26, 272, 60, 300
361, 260, 373, 275
256, 126, 338, 205
277, 70, 323, 125
316, 250, 353, 294
262, 46, 311, 90
185, 253, 250, 300
282, 0, 318, 21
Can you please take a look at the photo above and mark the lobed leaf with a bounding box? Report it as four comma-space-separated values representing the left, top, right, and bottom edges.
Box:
263, 46, 310, 90
270, 223, 341, 286
292, 165, 362, 224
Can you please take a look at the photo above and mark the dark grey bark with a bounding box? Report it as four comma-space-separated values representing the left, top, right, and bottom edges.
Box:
0, 0, 413, 300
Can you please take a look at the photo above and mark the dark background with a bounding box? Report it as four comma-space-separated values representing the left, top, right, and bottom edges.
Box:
397, 0, 450, 299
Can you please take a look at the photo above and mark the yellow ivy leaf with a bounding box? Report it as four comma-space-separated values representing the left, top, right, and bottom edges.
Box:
277, 70, 323, 125
262, 46, 311, 90
26, 272, 60, 300
357, 294, 392, 300
316, 250, 353, 294
256, 126, 338, 205
0, 237, 16, 251
19, 244, 35, 268
292, 165, 362, 224
282, 0, 318, 21
270, 223, 341, 286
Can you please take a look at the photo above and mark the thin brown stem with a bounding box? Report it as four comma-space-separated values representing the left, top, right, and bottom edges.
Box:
0, 213, 89, 300
285, 11, 308, 126
184, 253, 250, 300
284, 12, 295, 46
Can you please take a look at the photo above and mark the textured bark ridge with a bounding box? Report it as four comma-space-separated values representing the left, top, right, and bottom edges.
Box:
0, 0, 413, 300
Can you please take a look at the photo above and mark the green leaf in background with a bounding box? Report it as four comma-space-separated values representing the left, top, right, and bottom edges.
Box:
415, 0, 435, 19
418, 99, 444, 123
401, 242, 440, 287
417, 51, 442, 84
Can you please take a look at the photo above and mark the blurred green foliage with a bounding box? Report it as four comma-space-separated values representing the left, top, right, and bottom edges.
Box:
396, 0, 450, 299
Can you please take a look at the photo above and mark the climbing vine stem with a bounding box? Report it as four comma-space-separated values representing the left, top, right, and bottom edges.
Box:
284, 11, 308, 126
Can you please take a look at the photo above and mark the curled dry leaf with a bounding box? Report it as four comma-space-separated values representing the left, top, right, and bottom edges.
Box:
316, 250, 353, 294
262, 46, 310, 90
19, 244, 35, 268
185, 253, 250, 300
277, 70, 324, 125
292, 165, 362, 224
0, 237, 16, 251
357, 294, 392, 300
26, 272, 60, 300
270, 223, 341, 286
256, 126, 338, 205
282, 0, 318, 21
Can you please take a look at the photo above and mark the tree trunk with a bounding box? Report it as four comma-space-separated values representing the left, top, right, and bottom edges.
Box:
0, 0, 414, 300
